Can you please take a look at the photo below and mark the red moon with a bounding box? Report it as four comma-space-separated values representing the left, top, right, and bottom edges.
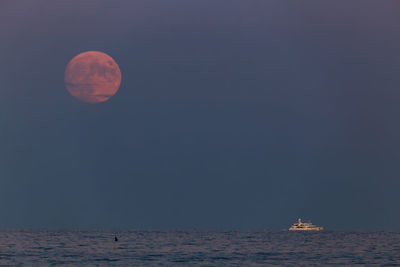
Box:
64, 51, 121, 103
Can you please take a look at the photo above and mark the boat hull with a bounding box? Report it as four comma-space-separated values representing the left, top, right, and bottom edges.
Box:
289, 227, 323, 231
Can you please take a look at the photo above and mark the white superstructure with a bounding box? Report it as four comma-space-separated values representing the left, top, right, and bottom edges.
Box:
289, 218, 323, 231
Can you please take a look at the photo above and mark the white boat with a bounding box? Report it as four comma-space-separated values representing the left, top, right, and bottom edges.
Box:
289, 218, 323, 231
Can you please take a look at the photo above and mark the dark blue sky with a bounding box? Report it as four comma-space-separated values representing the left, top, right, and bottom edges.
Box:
1, 0, 400, 230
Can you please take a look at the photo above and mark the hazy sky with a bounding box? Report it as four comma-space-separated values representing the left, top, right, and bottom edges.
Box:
1, 0, 400, 230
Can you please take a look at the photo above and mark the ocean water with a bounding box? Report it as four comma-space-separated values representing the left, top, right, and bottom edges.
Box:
1, 230, 400, 266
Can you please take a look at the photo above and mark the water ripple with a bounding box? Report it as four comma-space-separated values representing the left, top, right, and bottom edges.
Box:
0, 230, 400, 265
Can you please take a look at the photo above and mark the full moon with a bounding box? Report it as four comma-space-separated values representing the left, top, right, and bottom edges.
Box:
64, 51, 121, 103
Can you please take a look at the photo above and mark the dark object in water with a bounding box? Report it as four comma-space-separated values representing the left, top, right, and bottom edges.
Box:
114, 236, 118, 242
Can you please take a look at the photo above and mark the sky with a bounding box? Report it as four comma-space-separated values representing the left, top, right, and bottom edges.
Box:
1, 0, 400, 230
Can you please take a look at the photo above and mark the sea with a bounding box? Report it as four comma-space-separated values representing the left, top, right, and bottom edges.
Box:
1, 230, 399, 266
